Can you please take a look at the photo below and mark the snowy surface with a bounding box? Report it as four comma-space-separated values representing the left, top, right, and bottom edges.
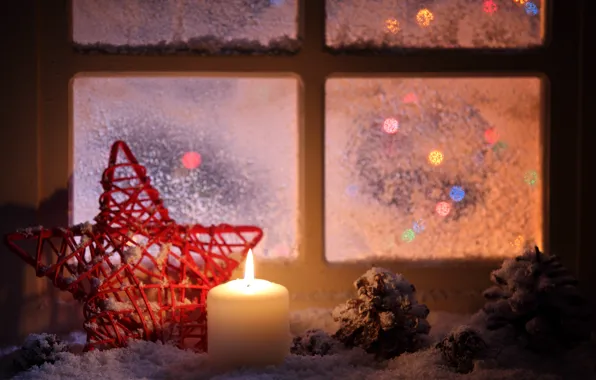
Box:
72, 0, 297, 48
72, 77, 299, 259
326, 0, 543, 48
5, 310, 595, 380
325, 78, 542, 261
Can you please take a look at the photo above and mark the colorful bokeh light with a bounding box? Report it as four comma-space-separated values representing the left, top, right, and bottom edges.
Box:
345, 183, 359, 197
436, 201, 451, 217
510, 235, 524, 248
483, 0, 498, 14
181, 151, 202, 169
385, 18, 400, 34
383, 118, 400, 134
416, 8, 434, 27
402, 228, 416, 243
513, 0, 529, 4
525, 1, 539, 15
492, 141, 508, 153
428, 150, 444, 166
484, 128, 499, 145
449, 186, 465, 202
403, 93, 418, 104
412, 219, 425, 234
524, 170, 539, 186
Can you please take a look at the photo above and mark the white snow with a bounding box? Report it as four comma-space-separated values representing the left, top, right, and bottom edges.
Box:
5, 310, 595, 380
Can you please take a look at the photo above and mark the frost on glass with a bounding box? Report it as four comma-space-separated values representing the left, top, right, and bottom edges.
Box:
72, 77, 298, 259
326, 0, 544, 49
72, 0, 298, 54
325, 78, 542, 262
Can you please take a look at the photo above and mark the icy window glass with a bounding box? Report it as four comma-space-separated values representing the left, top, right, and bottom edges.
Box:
72, 0, 298, 54
326, 0, 544, 49
72, 76, 298, 259
325, 77, 542, 262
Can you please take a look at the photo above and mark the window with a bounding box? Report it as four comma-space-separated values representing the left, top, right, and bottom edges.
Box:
72, 76, 299, 259
34, 0, 582, 311
326, 0, 545, 49
72, 0, 299, 54
325, 77, 542, 262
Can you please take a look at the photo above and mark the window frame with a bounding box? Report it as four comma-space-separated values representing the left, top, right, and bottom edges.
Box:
36, 0, 584, 311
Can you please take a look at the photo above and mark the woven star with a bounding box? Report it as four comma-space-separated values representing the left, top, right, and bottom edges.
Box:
4, 140, 263, 351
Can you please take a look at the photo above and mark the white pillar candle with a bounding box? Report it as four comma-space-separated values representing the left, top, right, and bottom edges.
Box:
207, 249, 290, 368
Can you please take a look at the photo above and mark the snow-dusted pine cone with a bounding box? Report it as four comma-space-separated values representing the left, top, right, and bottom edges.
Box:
291, 329, 343, 356
13, 333, 68, 371
482, 246, 592, 352
436, 325, 487, 374
332, 267, 431, 359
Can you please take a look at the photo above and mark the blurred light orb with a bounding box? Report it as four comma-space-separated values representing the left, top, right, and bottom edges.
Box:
345, 183, 359, 197
403, 93, 418, 104
492, 140, 508, 153
428, 150, 444, 165
524, 170, 539, 186
484, 127, 499, 145
413, 219, 425, 234
483, 0, 498, 14
449, 186, 465, 202
436, 201, 451, 217
510, 235, 524, 248
513, 0, 528, 4
416, 8, 434, 27
402, 229, 416, 243
385, 18, 400, 34
524, 1, 539, 15
383, 118, 400, 134
181, 151, 202, 170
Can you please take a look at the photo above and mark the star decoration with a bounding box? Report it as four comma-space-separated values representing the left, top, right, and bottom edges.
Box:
4, 141, 263, 352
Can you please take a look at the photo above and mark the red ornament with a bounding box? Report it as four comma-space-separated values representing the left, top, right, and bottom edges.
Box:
484, 128, 499, 145
483, 0, 498, 14
435, 201, 451, 217
182, 151, 202, 169
4, 141, 263, 352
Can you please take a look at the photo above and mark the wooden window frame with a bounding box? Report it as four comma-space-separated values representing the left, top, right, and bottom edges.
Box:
37, 0, 584, 311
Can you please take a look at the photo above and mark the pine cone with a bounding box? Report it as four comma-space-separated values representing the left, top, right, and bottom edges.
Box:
482, 246, 592, 352
332, 267, 431, 359
436, 325, 487, 374
13, 333, 68, 371
291, 329, 343, 356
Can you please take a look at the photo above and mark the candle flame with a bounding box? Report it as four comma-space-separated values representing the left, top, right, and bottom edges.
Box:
244, 249, 255, 284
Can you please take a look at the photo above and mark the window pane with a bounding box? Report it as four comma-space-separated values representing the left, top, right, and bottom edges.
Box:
325, 77, 542, 262
326, 0, 544, 49
72, 0, 298, 54
73, 76, 298, 259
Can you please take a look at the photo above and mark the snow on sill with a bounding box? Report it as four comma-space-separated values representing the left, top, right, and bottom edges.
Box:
73, 36, 301, 56
325, 40, 544, 55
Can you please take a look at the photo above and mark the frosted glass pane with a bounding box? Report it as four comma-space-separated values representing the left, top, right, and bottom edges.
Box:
327, 0, 544, 49
325, 78, 542, 262
72, 0, 298, 53
73, 76, 298, 259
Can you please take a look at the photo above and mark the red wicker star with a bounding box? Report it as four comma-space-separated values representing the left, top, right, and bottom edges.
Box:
4, 141, 263, 351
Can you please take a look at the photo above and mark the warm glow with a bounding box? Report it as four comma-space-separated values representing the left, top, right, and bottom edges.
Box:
244, 249, 255, 283
385, 18, 400, 34
513, 0, 528, 4
416, 8, 434, 27
428, 150, 444, 166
